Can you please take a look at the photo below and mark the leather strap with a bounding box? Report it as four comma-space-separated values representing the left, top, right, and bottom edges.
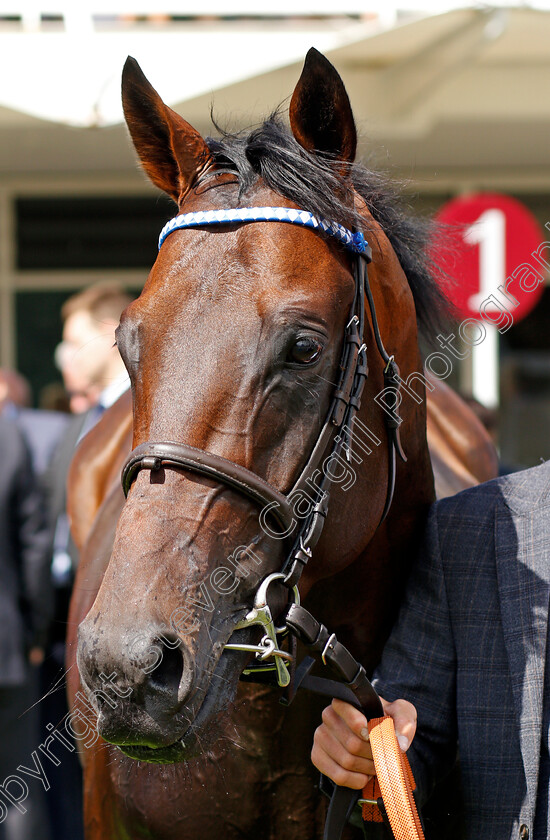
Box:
284, 603, 383, 717
282, 605, 426, 840
121, 441, 295, 534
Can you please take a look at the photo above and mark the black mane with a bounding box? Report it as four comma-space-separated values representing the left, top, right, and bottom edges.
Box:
206, 115, 450, 343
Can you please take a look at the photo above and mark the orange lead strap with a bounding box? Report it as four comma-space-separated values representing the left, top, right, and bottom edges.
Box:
362, 716, 425, 840
280, 604, 424, 840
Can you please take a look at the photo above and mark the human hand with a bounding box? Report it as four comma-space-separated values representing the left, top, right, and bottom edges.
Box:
311, 696, 417, 789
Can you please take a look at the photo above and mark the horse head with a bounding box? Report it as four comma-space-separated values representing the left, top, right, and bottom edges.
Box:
76, 49, 438, 763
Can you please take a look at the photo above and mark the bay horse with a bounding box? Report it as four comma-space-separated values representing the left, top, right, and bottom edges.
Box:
66, 49, 496, 839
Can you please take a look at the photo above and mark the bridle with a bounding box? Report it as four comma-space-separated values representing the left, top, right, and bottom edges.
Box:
121, 205, 406, 681
119, 205, 413, 840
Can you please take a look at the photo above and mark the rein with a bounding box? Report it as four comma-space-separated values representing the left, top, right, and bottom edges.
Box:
120, 206, 420, 840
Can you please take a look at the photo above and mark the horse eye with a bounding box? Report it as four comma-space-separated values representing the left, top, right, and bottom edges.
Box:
288, 337, 323, 365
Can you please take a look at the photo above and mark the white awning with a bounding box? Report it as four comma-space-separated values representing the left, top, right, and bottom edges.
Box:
0, 16, 381, 127
2, 5, 550, 185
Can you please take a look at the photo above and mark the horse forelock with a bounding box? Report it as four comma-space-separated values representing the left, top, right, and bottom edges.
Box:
203, 115, 452, 346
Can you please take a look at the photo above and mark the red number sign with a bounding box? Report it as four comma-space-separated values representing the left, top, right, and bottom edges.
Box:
432, 193, 545, 323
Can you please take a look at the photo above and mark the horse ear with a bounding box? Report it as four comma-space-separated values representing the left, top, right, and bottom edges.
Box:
289, 48, 356, 174
122, 56, 213, 205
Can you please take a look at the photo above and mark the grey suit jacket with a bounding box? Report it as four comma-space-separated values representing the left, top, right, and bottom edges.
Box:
15, 407, 70, 475
373, 461, 550, 840
44, 408, 94, 575
0, 416, 52, 686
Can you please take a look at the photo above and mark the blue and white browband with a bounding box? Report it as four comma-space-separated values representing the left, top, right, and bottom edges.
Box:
158, 206, 368, 255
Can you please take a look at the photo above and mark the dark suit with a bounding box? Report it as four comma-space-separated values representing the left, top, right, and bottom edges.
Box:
2, 402, 69, 477
15, 408, 69, 477
373, 462, 550, 840
39, 409, 99, 840
0, 416, 52, 683
0, 416, 52, 839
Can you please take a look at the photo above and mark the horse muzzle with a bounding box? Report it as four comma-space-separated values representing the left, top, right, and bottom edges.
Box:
76, 620, 197, 745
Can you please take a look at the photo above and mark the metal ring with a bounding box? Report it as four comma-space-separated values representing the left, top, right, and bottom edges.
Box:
258, 636, 276, 660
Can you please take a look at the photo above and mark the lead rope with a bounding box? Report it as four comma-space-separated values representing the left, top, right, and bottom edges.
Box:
363, 717, 425, 840
283, 604, 425, 840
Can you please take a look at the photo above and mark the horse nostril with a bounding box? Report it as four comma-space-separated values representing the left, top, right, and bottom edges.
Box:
147, 637, 185, 700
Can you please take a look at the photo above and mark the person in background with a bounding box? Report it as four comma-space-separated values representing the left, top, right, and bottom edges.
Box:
54, 282, 132, 417
38, 381, 71, 414
41, 282, 133, 840
0, 414, 52, 840
0, 368, 69, 476
47, 282, 133, 584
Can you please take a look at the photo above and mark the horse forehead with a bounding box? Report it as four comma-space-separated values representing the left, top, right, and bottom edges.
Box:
153, 219, 351, 311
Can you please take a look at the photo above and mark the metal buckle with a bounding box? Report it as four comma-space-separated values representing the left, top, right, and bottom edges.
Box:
321, 632, 337, 666
224, 573, 300, 687
299, 534, 313, 559
384, 354, 395, 374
